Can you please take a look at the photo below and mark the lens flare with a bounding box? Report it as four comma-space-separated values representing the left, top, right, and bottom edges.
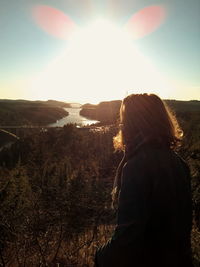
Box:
124, 5, 166, 39
32, 5, 78, 40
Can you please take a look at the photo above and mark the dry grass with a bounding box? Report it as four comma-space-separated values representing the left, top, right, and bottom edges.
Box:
56, 224, 114, 267
3, 223, 200, 266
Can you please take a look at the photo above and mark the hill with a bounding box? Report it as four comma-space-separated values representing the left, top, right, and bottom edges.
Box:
80, 100, 121, 123
0, 99, 70, 126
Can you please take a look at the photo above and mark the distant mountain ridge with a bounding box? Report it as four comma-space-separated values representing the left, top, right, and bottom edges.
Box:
0, 99, 71, 107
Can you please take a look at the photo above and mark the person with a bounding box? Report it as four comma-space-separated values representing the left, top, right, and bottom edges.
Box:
95, 94, 193, 267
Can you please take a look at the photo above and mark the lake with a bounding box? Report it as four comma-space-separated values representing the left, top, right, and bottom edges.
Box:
49, 108, 99, 127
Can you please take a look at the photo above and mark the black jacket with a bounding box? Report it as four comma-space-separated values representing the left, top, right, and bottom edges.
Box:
96, 146, 193, 267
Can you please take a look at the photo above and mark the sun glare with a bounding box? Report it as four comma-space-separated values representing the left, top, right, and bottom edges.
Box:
29, 18, 172, 103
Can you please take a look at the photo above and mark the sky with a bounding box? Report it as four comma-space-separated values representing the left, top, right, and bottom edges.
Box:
0, 0, 199, 103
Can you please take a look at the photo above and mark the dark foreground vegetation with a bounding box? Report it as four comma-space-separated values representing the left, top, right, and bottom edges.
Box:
0, 99, 199, 266
0, 100, 70, 126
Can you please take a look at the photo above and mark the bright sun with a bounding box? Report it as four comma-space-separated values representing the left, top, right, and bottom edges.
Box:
29, 18, 172, 103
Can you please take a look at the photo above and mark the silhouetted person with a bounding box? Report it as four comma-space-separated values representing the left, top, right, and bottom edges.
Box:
95, 94, 193, 267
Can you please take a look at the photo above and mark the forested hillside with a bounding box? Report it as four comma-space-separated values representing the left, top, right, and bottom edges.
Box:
0, 100, 70, 126
80, 100, 121, 124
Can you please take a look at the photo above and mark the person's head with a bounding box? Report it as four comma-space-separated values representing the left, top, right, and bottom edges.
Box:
114, 93, 183, 152
112, 93, 183, 208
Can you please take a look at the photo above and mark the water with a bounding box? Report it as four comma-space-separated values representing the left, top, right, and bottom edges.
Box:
49, 108, 99, 127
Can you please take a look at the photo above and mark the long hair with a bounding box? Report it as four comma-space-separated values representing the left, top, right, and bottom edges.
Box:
112, 93, 183, 207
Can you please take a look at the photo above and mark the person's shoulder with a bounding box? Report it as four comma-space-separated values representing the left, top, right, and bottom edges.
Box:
123, 151, 145, 171
121, 149, 155, 188
123, 146, 164, 169
123, 146, 179, 174
122, 149, 151, 178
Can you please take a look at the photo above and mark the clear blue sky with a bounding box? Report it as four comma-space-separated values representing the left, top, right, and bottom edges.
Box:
0, 0, 199, 102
